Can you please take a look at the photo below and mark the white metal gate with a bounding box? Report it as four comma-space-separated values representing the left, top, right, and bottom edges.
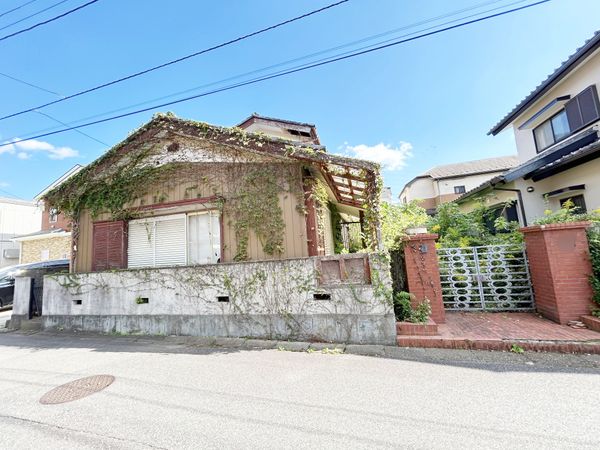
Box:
438, 244, 534, 311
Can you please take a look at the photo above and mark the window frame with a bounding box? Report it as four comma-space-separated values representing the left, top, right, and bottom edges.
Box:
533, 109, 569, 153
533, 85, 600, 153
453, 185, 466, 194
48, 208, 58, 223
127, 210, 222, 269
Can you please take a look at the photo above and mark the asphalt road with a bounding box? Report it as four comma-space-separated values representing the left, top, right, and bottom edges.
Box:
0, 332, 598, 449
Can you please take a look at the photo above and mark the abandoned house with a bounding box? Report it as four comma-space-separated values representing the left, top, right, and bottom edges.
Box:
20, 113, 395, 344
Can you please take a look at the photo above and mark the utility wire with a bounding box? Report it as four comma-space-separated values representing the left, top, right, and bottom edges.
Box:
34, 110, 109, 147
0, 71, 63, 96
17, 0, 527, 136
0, 0, 550, 150
0, 0, 349, 122
0, 0, 69, 32
0, 73, 108, 147
0, 0, 41, 20
0, 0, 98, 42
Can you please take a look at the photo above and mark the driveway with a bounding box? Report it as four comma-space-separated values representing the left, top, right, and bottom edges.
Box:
0, 332, 598, 449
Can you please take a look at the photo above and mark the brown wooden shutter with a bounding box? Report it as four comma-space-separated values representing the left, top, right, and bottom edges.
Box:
92, 221, 127, 271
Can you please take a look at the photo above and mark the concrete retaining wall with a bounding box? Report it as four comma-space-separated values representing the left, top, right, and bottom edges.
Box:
42, 254, 395, 344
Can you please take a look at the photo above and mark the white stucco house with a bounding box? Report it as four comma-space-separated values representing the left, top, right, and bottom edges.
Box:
457, 31, 600, 225
399, 156, 518, 215
0, 197, 41, 268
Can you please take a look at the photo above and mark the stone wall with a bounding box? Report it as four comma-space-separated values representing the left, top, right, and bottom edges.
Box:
41, 253, 395, 344
20, 236, 70, 264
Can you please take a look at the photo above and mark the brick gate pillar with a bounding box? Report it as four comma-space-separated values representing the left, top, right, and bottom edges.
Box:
521, 222, 595, 324
403, 233, 445, 324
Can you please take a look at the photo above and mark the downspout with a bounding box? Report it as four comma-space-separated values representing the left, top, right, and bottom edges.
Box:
491, 185, 528, 227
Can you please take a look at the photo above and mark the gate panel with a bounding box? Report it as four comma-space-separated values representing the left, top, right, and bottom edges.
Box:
438, 244, 534, 311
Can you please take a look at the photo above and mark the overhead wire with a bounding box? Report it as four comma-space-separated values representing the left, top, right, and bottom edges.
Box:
0, 0, 551, 150
0, 0, 41, 20
7, 0, 530, 136
0, 0, 99, 42
0, 0, 350, 121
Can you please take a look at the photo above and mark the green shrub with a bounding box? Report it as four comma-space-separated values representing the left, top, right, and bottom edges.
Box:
587, 226, 600, 317
533, 199, 600, 225
393, 291, 413, 322
393, 292, 431, 323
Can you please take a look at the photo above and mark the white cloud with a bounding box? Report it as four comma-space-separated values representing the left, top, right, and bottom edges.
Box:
0, 181, 9, 187
0, 138, 79, 160
341, 142, 413, 171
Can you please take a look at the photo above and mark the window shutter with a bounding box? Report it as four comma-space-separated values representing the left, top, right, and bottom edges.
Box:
92, 221, 127, 271
155, 216, 186, 267
128, 220, 155, 268
565, 97, 583, 131
578, 85, 600, 125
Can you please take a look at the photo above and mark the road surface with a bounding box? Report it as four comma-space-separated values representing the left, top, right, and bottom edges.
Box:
0, 332, 598, 449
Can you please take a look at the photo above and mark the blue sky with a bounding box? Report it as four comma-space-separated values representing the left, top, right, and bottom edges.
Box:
1, 0, 599, 200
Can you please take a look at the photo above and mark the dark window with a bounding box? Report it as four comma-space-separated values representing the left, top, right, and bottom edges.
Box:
559, 194, 587, 213
535, 85, 600, 153
49, 208, 58, 223
454, 185, 466, 194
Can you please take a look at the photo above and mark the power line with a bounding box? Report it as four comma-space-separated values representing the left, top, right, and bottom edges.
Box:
0, 0, 69, 32
0, 72, 108, 147
0, 0, 550, 150
18, 0, 528, 137
0, 0, 41, 20
0, 0, 350, 122
34, 110, 109, 147
0, 71, 63, 96
0, 0, 99, 43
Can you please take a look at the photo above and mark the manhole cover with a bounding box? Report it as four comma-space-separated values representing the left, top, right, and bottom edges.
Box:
40, 375, 115, 405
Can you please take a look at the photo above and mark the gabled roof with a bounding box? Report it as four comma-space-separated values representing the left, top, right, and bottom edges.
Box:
35, 164, 85, 201
45, 113, 379, 210
420, 155, 518, 179
489, 30, 600, 135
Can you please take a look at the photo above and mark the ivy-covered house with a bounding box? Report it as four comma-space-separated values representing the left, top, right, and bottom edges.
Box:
44, 113, 382, 273
25, 113, 395, 344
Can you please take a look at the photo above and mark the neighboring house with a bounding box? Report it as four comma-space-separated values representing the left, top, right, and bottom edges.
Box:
399, 156, 518, 214
380, 187, 393, 204
457, 31, 600, 224
43, 113, 381, 273
13, 165, 84, 264
0, 197, 41, 268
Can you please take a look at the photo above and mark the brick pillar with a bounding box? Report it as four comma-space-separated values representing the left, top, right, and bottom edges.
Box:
403, 233, 445, 324
521, 222, 595, 324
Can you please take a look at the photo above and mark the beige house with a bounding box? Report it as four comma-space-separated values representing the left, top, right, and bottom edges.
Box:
42, 113, 381, 273
399, 156, 517, 214
457, 31, 600, 224
13, 165, 83, 264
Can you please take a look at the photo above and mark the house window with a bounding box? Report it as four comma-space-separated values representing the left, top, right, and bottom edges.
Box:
454, 185, 466, 194
127, 212, 220, 269
40, 249, 50, 261
534, 85, 600, 152
49, 208, 58, 223
559, 195, 587, 213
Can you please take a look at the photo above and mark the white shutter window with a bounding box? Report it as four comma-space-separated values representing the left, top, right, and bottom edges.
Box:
128, 220, 155, 268
128, 214, 186, 268
155, 215, 186, 267
188, 211, 221, 265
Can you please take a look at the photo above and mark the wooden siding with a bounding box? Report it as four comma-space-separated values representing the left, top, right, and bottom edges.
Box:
74, 165, 309, 272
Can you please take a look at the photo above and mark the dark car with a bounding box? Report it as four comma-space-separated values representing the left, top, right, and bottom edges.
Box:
0, 259, 69, 309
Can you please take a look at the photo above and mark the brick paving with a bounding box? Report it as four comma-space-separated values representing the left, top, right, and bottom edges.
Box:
397, 312, 600, 353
